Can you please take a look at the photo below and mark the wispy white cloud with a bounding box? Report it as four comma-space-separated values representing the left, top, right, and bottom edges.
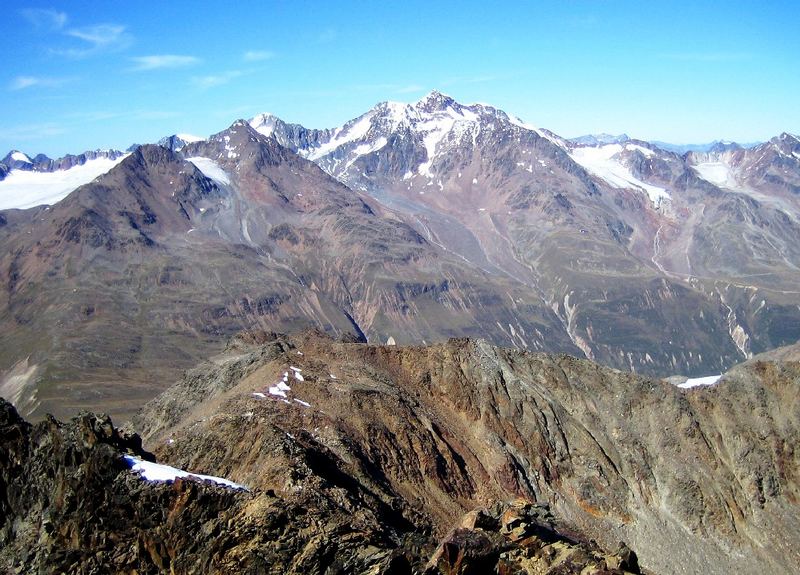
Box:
243, 50, 275, 62
20, 10, 131, 58
20, 8, 67, 31
58, 24, 132, 57
130, 55, 201, 71
9, 76, 71, 91
191, 70, 243, 89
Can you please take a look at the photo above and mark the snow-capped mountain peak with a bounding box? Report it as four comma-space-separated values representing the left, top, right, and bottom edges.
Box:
157, 133, 206, 152
10, 151, 32, 164
414, 89, 457, 113
249, 113, 282, 138
247, 92, 573, 185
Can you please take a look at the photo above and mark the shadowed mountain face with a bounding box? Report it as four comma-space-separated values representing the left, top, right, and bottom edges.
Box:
124, 333, 799, 575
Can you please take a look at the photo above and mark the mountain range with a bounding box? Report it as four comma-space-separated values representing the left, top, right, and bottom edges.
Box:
1, 91, 799, 421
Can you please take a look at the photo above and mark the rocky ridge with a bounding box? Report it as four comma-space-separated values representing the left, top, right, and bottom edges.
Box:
0, 148, 126, 178
0, 393, 644, 574
129, 332, 800, 575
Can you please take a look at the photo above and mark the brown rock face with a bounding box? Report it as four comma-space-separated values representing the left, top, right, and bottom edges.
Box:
0, 396, 642, 574
129, 334, 800, 575
2, 336, 799, 573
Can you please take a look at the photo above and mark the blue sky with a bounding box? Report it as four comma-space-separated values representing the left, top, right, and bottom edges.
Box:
2, 1, 798, 157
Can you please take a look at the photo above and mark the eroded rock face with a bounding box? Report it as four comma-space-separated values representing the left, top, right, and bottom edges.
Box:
131, 333, 800, 575
0, 398, 415, 573
0, 396, 641, 574
424, 501, 642, 575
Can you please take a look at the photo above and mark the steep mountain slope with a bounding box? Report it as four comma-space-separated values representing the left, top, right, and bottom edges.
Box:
0, 122, 578, 421
127, 332, 800, 575
255, 92, 800, 376
2, 94, 798, 422
0, 394, 646, 574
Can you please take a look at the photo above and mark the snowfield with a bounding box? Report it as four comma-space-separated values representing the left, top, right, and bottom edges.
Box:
677, 374, 723, 389
570, 144, 671, 206
186, 157, 231, 185
691, 162, 737, 188
0, 155, 128, 210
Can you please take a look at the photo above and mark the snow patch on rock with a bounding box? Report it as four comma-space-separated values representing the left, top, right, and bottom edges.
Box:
186, 157, 231, 185
123, 455, 248, 490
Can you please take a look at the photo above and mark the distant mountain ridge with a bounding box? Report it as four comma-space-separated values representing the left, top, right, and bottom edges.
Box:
1, 91, 799, 423
569, 133, 630, 146
251, 91, 800, 370
651, 139, 762, 154
0, 148, 126, 177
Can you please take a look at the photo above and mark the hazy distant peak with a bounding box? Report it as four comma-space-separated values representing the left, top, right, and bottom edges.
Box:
6, 150, 33, 164
157, 133, 205, 152
570, 134, 630, 147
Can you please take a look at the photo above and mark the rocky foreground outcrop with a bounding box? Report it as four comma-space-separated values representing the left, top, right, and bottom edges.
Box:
130, 332, 800, 575
2, 333, 798, 574
0, 397, 640, 574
